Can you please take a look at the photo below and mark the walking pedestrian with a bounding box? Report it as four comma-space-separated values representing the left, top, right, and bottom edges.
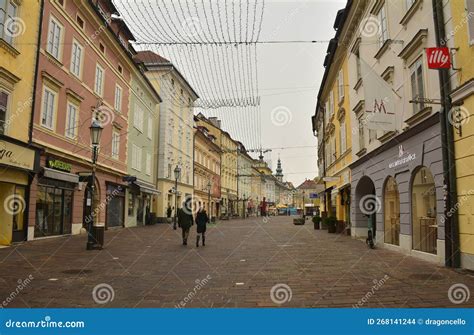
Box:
195, 207, 209, 247
177, 199, 193, 245
166, 205, 172, 223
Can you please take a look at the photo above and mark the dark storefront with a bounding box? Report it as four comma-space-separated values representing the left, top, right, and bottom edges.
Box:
106, 183, 125, 228
35, 158, 79, 237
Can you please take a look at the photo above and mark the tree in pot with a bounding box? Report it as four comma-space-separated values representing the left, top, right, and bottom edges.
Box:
325, 216, 337, 233
312, 216, 321, 230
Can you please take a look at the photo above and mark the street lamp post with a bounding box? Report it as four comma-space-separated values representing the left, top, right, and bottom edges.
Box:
173, 165, 181, 230
87, 120, 103, 250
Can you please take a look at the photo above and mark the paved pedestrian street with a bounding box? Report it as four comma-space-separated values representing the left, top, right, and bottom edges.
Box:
1, 216, 473, 308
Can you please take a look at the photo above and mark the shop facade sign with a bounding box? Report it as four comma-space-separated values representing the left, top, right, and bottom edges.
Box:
426, 47, 451, 69
388, 145, 417, 169
0, 140, 35, 171
46, 158, 72, 173
361, 58, 397, 131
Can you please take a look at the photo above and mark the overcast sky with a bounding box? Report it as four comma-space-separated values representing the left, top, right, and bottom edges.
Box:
256, 0, 345, 186
117, 0, 346, 187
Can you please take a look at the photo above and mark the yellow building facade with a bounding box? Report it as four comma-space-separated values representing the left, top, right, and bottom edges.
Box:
219, 131, 238, 217
449, 0, 474, 270
196, 114, 238, 218
314, 30, 352, 224
194, 125, 221, 219
0, 0, 41, 245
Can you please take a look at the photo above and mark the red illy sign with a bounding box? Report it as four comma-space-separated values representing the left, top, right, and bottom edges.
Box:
426, 47, 451, 69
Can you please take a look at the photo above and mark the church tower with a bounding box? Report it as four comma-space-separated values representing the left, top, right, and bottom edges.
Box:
275, 158, 283, 182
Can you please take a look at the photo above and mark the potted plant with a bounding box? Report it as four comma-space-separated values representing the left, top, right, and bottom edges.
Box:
336, 220, 345, 234
312, 216, 321, 230
325, 216, 337, 233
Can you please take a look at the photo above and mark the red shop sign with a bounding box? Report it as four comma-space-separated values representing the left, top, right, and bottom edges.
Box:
426, 47, 451, 69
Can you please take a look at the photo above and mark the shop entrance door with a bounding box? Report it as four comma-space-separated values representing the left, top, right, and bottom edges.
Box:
106, 184, 125, 228
11, 186, 26, 243
137, 196, 144, 225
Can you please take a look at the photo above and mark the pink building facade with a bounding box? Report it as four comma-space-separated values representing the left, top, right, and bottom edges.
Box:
28, 0, 136, 239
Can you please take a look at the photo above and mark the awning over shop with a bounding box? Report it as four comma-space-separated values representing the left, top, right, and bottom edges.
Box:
132, 180, 160, 195
43, 167, 79, 184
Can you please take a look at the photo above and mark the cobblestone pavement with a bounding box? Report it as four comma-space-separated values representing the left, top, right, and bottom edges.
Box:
0, 216, 473, 308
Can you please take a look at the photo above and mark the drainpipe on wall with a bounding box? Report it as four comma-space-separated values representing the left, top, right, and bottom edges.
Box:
432, 0, 461, 268
25, 0, 45, 242
29, 0, 44, 144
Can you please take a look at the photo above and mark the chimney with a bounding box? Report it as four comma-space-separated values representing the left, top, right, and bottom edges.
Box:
208, 117, 221, 129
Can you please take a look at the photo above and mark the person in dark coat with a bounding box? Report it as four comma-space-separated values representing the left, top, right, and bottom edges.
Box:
195, 207, 209, 247
177, 199, 194, 245
166, 205, 172, 219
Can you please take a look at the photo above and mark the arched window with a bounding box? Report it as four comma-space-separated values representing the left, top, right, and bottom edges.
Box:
412, 167, 437, 254
384, 177, 400, 245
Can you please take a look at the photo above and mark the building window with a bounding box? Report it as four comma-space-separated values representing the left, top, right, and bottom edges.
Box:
406, 0, 415, 10
329, 91, 334, 118
384, 176, 400, 246
96, 3, 109, 22
339, 119, 346, 154
377, 4, 388, 48
111, 130, 120, 159
94, 64, 105, 96
331, 136, 336, 162
70, 40, 83, 78
338, 70, 344, 102
114, 85, 122, 112
0, 91, 9, 135
358, 117, 365, 150
119, 34, 128, 49
47, 16, 63, 60
355, 49, 361, 80
410, 57, 425, 114
369, 129, 377, 143
65, 102, 78, 139
411, 167, 437, 254
99, 42, 105, 54
0, 0, 17, 45
468, 1, 474, 45
76, 14, 84, 29
145, 152, 151, 176
147, 116, 153, 139
41, 87, 56, 129
132, 144, 142, 171
134, 106, 144, 132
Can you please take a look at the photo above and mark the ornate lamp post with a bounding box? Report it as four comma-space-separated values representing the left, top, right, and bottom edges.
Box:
87, 120, 103, 250
173, 165, 181, 230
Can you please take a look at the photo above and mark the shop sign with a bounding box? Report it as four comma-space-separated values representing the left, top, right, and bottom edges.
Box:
46, 158, 72, 173
309, 193, 319, 199
361, 58, 396, 131
426, 47, 451, 69
388, 145, 416, 169
0, 140, 35, 171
